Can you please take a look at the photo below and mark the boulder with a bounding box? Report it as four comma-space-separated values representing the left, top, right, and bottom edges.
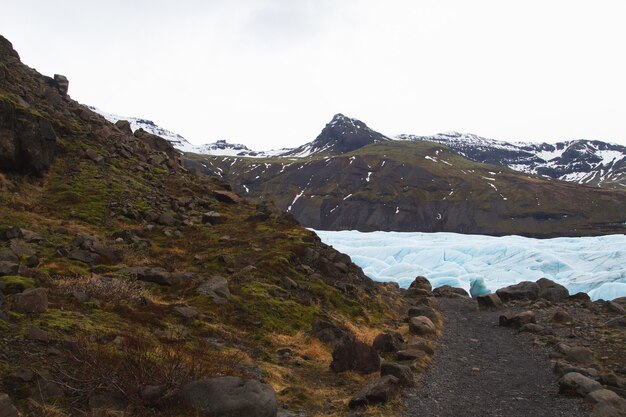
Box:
27, 325, 50, 342
552, 310, 573, 323
348, 375, 399, 408
496, 281, 540, 302
476, 293, 503, 309
114, 120, 132, 135
559, 372, 602, 397
499, 311, 536, 328
406, 336, 434, 355
178, 376, 277, 417
586, 389, 621, 404
53, 74, 69, 95
408, 276, 432, 292
202, 211, 223, 225
196, 276, 230, 302
407, 305, 438, 324
310, 319, 349, 347
591, 398, 626, 417
564, 346, 595, 365
408, 316, 436, 336
12, 287, 48, 313
212, 190, 242, 204
396, 349, 426, 361
330, 336, 381, 374
157, 211, 176, 226
380, 362, 414, 387
0, 262, 19, 276
432, 285, 469, 298
0, 393, 19, 417
537, 278, 569, 302
173, 305, 199, 319
372, 332, 404, 353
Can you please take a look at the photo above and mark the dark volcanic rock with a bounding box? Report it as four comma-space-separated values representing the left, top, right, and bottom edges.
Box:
433, 285, 470, 298
0, 99, 57, 176
476, 293, 503, 309
537, 278, 569, 302
178, 376, 277, 417
348, 375, 399, 408
372, 332, 404, 353
12, 287, 48, 313
409, 276, 432, 292
331, 336, 381, 374
496, 281, 540, 302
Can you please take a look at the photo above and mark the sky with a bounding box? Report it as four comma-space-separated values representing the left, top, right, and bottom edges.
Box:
2, 0, 625, 150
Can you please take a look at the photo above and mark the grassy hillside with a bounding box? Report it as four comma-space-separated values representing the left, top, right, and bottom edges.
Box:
0, 35, 409, 416
189, 141, 626, 237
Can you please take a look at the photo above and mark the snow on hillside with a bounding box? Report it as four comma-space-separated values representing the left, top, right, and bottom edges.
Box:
315, 230, 626, 301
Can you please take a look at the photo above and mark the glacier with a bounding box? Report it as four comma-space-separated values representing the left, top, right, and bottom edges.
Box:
313, 230, 626, 301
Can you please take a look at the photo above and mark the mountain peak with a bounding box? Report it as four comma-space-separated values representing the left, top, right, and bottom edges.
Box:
282, 114, 390, 157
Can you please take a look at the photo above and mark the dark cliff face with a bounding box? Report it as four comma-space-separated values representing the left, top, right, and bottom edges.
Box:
283, 113, 390, 157
188, 139, 626, 238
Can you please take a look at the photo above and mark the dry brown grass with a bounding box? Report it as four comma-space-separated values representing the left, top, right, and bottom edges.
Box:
52, 274, 149, 304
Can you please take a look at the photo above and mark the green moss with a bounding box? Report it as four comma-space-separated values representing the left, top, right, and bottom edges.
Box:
232, 281, 320, 335
0, 276, 35, 294
305, 279, 365, 319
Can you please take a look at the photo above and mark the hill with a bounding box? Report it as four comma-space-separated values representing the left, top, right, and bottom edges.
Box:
0, 35, 410, 416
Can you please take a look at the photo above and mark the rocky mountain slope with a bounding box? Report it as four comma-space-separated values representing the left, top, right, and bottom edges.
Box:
92, 107, 626, 190
399, 132, 626, 189
187, 128, 626, 238
0, 35, 419, 417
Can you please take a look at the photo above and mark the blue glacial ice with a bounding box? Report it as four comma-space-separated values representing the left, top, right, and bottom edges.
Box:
313, 230, 626, 301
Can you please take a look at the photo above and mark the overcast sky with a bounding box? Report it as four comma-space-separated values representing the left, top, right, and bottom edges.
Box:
2, 0, 625, 149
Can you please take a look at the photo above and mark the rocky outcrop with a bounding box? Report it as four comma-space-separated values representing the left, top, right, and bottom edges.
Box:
178, 377, 277, 417
496, 281, 540, 302
0, 99, 57, 176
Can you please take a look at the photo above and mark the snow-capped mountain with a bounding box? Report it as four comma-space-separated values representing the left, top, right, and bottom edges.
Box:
281, 113, 391, 157
398, 132, 626, 188
86, 105, 198, 153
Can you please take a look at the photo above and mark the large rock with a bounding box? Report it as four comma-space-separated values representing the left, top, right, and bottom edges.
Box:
496, 281, 540, 302
12, 287, 48, 313
408, 276, 432, 292
537, 278, 569, 302
408, 316, 436, 336
432, 285, 469, 298
0, 393, 19, 417
372, 332, 403, 353
53, 74, 69, 95
407, 305, 438, 324
196, 276, 230, 302
330, 336, 381, 374
499, 311, 536, 328
591, 398, 626, 417
476, 293, 503, 309
0, 262, 19, 276
348, 375, 399, 408
559, 372, 602, 397
310, 318, 349, 347
178, 376, 277, 417
380, 362, 414, 387
0, 99, 57, 176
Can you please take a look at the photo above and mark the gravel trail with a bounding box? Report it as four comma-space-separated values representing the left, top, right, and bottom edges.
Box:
405, 298, 588, 417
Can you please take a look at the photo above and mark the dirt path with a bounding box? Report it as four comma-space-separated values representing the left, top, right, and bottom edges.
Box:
404, 298, 588, 417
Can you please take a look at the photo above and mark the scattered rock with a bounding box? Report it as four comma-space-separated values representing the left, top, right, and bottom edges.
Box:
409, 316, 436, 336
179, 376, 277, 417
310, 318, 349, 347
408, 276, 432, 292
432, 285, 469, 298
496, 281, 539, 302
331, 336, 381, 374
157, 211, 176, 226
27, 325, 50, 342
591, 398, 626, 417
552, 310, 573, 323
564, 346, 595, 365
115, 120, 132, 135
0, 262, 18, 276
499, 311, 536, 328
53, 74, 69, 95
201, 211, 223, 225
537, 278, 569, 302
372, 332, 404, 353
173, 305, 199, 319
348, 375, 399, 409
212, 189, 242, 204
396, 349, 426, 361
196, 276, 231, 302
518, 323, 545, 334
380, 362, 414, 387
12, 287, 48, 313
605, 317, 626, 328
559, 372, 602, 397
476, 293, 503, 309
407, 305, 438, 324
585, 389, 622, 404
0, 393, 19, 417
406, 336, 435, 355
553, 360, 599, 378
